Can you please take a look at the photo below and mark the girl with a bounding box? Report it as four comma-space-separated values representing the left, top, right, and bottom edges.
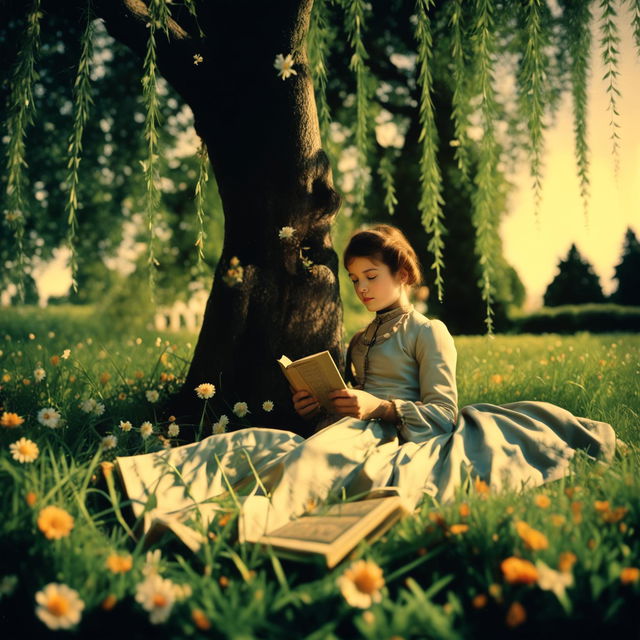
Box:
115, 224, 618, 546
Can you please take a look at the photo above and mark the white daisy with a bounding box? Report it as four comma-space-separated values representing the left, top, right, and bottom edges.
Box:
135, 574, 175, 624
233, 402, 249, 418
278, 226, 296, 240
61, 349, 71, 360
212, 421, 226, 435
102, 435, 118, 450
273, 52, 297, 80
119, 420, 133, 432
34, 367, 46, 383
146, 390, 159, 403
35, 582, 85, 630
140, 421, 153, 439
37, 407, 61, 429
336, 559, 385, 609
9, 437, 40, 463
262, 400, 274, 412
167, 422, 180, 437
218, 414, 230, 428
535, 560, 574, 599
80, 398, 97, 414
93, 402, 105, 416
195, 383, 215, 399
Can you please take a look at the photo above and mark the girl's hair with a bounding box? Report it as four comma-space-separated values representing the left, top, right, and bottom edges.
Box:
343, 224, 423, 287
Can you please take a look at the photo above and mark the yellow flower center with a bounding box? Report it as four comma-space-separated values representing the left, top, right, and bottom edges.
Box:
153, 594, 168, 608
47, 594, 70, 617
353, 568, 382, 595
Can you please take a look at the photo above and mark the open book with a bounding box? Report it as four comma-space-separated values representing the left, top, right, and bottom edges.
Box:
256, 489, 412, 568
277, 350, 347, 411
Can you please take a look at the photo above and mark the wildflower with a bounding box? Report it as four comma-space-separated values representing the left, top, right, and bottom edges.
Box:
99, 372, 111, 385
29, 333, 36, 340
213, 420, 227, 434
472, 593, 488, 609
193, 53, 203, 65
550, 514, 566, 527
488, 583, 503, 602
601, 506, 628, 523
501, 557, 538, 584
262, 400, 274, 412
37, 506, 74, 540
458, 503, 470, 518
336, 559, 385, 609
118, 392, 127, 400
22, 378, 31, 385
505, 601, 526, 628
80, 398, 105, 416
146, 389, 159, 403
26, 491, 37, 507
535, 560, 574, 599
167, 422, 180, 437
534, 494, 550, 508
102, 435, 118, 450
474, 476, 490, 496
100, 461, 114, 479
489, 374, 503, 384
273, 53, 297, 80
515, 521, 548, 551
119, 420, 133, 432
9, 437, 39, 463
173, 583, 192, 601
50, 355, 60, 366
101, 594, 117, 610
564, 486, 581, 499
135, 574, 176, 624
233, 402, 249, 418
37, 407, 62, 429
142, 549, 162, 577
35, 583, 84, 630
571, 501, 583, 524
61, 349, 71, 359
594, 500, 609, 512
1, 411, 25, 428
558, 552, 577, 573
620, 568, 640, 584
192, 608, 211, 630
195, 383, 216, 399
105, 553, 133, 574
140, 421, 153, 439
449, 524, 469, 535
278, 225, 296, 240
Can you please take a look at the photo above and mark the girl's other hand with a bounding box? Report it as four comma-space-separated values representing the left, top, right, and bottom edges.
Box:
290, 386, 321, 420
327, 388, 385, 420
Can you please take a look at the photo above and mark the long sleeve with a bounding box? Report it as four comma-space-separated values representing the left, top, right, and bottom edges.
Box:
389, 319, 458, 442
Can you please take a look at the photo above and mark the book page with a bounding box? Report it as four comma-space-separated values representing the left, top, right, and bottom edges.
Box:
286, 351, 346, 411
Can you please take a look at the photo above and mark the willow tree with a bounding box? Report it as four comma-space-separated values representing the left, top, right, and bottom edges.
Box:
3, 0, 637, 436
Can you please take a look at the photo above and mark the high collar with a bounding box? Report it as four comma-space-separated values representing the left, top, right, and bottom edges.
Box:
374, 300, 414, 324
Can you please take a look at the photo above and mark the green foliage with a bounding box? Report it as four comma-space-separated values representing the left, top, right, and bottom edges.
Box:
543, 244, 606, 307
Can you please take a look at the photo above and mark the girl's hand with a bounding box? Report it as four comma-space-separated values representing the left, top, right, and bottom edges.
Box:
290, 385, 321, 420
327, 389, 386, 421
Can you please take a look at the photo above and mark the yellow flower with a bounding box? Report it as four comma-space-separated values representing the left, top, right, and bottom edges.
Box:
101, 594, 117, 611
489, 374, 503, 384
50, 355, 60, 366
1, 411, 24, 428
620, 567, 640, 585
558, 552, 577, 573
105, 553, 133, 574
192, 608, 211, 630
336, 559, 385, 608
515, 521, 548, 551
570, 501, 583, 524
99, 372, 111, 385
273, 53, 297, 80
449, 523, 469, 535
9, 437, 39, 463
594, 500, 609, 512
505, 601, 526, 628
600, 506, 628, 523
474, 477, 490, 496
472, 593, 488, 609
26, 491, 37, 507
1, 373, 11, 382
35, 583, 84, 630
193, 53, 204, 65
195, 383, 216, 399
550, 514, 566, 527
37, 505, 75, 539
459, 503, 470, 518
501, 557, 538, 584
534, 494, 550, 509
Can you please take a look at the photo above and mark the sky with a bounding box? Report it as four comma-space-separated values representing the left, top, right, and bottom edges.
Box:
23, 12, 640, 311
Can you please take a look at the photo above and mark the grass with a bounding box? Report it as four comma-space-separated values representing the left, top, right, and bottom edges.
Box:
0, 305, 638, 639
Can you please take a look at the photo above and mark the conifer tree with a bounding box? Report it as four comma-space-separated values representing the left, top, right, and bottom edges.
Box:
611, 227, 640, 306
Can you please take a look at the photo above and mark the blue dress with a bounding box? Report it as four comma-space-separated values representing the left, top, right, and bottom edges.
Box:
115, 302, 618, 545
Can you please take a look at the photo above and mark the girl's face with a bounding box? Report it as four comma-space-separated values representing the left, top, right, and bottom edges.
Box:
347, 256, 408, 312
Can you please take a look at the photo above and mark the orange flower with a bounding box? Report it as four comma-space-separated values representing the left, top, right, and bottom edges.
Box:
594, 500, 609, 513
488, 583, 503, 602
101, 594, 117, 611
100, 461, 114, 479
564, 486, 581, 499
68, 375, 76, 383
515, 521, 548, 551
37, 505, 74, 539
428, 512, 446, 528
490, 374, 504, 384
26, 491, 37, 507
501, 557, 538, 584
117, 392, 127, 401
505, 601, 526, 628
601, 506, 628, 523
558, 552, 577, 573
191, 608, 212, 631
472, 594, 488, 609
50, 355, 60, 366
22, 378, 31, 386
1, 373, 11, 382
134, 370, 144, 379
217, 513, 231, 527
571, 501, 583, 524
1, 411, 24, 428
105, 553, 133, 574
449, 524, 469, 535
550, 514, 566, 527
620, 568, 640, 585
474, 477, 490, 496
218, 576, 229, 588
534, 494, 550, 509
99, 372, 111, 385
459, 503, 470, 518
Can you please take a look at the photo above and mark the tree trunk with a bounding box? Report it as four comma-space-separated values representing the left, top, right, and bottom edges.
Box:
91, 0, 344, 438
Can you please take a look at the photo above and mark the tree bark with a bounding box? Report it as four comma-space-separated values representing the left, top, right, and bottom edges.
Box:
88, 0, 344, 438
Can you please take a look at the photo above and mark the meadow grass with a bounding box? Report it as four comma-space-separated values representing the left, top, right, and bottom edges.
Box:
0, 305, 638, 639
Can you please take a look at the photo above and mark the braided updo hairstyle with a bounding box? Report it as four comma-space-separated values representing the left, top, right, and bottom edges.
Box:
343, 224, 423, 290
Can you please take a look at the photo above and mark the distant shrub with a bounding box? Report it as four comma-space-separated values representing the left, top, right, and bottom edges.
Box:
508, 304, 640, 334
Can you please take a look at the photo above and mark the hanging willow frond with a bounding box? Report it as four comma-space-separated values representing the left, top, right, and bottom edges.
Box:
562, 0, 592, 223
519, 0, 548, 219
378, 151, 398, 215
3, 0, 42, 303
448, 0, 472, 181
141, 0, 172, 302
193, 140, 209, 276
630, 0, 640, 56
342, 0, 375, 214
471, 0, 501, 335
308, 0, 333, 146
65, 8, 95, 295
414, 0, 446, 303
182, 0, 206, 38
599, 0, 622, 177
